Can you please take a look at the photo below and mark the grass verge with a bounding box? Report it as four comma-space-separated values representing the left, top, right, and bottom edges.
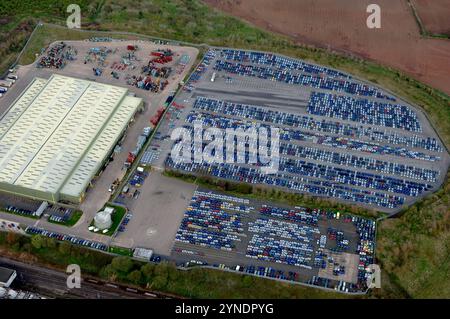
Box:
109, 245, 133, 257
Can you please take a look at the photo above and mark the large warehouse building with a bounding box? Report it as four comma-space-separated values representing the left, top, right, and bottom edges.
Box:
0, 74, 143, 203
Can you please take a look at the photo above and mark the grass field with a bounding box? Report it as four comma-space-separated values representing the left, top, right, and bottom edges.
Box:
109, 246, 133, 257
0, 0, 449, 298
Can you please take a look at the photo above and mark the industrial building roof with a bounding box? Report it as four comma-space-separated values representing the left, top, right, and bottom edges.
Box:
0, 74, 142, 202
0, 266, 15, 285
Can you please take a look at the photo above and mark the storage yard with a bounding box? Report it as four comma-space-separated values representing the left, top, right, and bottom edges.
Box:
159, 48, 449, 213
0, 37, 448, 295
170, 189, 374, 293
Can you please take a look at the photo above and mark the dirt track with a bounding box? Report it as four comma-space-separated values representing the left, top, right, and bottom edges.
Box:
204, 0, 450, 96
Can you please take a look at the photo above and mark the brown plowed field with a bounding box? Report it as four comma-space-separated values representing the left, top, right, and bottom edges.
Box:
413, 0, 450, 35
204, 0, 450, 96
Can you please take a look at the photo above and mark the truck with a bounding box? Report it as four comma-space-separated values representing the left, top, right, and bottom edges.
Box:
124, 152, 136, 167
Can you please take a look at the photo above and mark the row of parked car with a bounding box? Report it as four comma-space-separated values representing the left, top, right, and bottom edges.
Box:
175, 193, 250, 251
326, 213, 376, 290
185, 201, 243, 233
278, 143, 438, 182
259, 205, 320, 225
175, 227, 240, 251
248, 217, 320, 243
191, 97, 440, 161
183, 49, 216, 92
25, 226, 108, 251
213, 59, 391, 100
3, 205, 36, 218
186, 108, 440, 167
167, 157, 405, 209
246, 234, 313, 268
194, 191, 252, 209
208, 263, 301, 283
219, 49, 351, 80
118, 213, 133, 233
308, 92, 421, 132
48, 215, 69, 223
277, 123, 440, 162
170, 126, 424, 200
191, 97, 442, 153
172, 190, 376, 292
278, 157, 432, 197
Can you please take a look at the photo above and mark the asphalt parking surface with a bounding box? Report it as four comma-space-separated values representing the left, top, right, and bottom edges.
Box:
158, 47, 450, 214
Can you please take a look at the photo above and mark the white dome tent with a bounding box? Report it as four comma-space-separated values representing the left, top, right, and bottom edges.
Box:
94, 207, 114, 230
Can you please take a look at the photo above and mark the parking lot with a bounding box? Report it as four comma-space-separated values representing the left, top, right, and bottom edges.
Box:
158, 48, 450, 213
169, 189, 374, 293
111, 171, 197, 255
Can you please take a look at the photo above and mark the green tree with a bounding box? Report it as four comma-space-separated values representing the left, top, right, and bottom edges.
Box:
141, 263, 155, 281
111, 256, 134, 273
152, 275, 167, 289
31, 235, 44, 249
44, 237, 56, 249
59, 241, 72, 255
127, 270, 142, 284
100, 264, 117, 281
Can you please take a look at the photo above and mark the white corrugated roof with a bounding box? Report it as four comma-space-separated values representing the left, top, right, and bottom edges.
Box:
0, 78, 47, 138
0, 74, 142, 201
60, 95, 142, 198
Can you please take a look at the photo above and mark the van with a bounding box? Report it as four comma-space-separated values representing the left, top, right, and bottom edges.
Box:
0, 80, 12, 88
